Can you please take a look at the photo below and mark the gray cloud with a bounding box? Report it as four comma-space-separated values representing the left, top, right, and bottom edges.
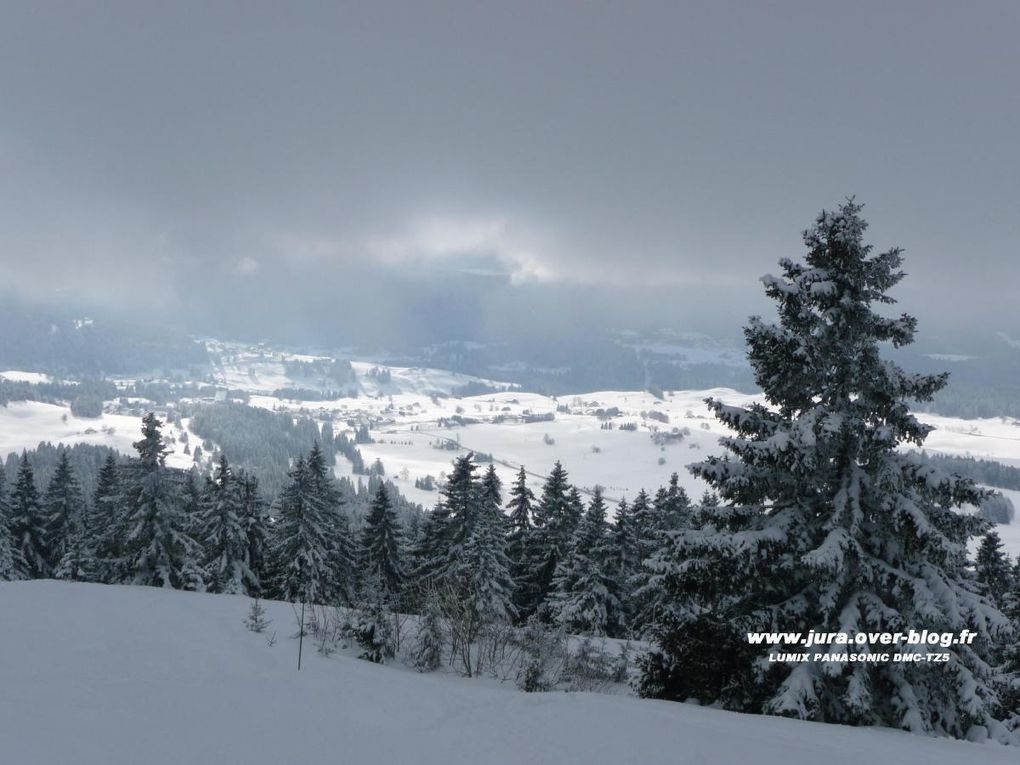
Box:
0, 1, 1017, 345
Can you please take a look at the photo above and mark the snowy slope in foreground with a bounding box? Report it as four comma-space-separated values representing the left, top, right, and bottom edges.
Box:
0, 582, 1014, 765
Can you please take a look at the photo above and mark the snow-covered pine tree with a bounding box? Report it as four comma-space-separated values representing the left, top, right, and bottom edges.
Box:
661, 473, 693, 532
0, 468, 19, 580
307, 443, 354, 603
530, 461, 576, 616
630, 484, 694, 637
237, 470, 268, 595
611, 493, 644, 633
270, 448, 347, 604
411, 592, 446, 672
181, 471, 205, 544
1001, 559, 1020, 728
640, 200, 1011, 740
352, 587, 396, 664
444, 453, 480, 558
411, 454, 479, 594
43, 452, 87, 576
461, 465, 515, 625
270, 456, 317, 601
505, 465, 537, 621
975, 530, 1012, 607
566, 486, 585, 534
53, 509, 96, 582
199, 456, 254, 595
123, 413, 205, 590
480, 464, 506, 534
9, 452, 48, 579
549, 487, 620, 636
611, 496, 636, 579
410, 497, 453, 594
360, 484, 405, 600
91, 454, 124, 583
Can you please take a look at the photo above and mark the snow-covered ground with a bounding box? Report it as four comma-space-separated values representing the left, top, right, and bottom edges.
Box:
205, 341, 512, 398
0, 581, 1014, 765
0, 370, 54, 384
5, 350, 1020, 555
0, 400, 200, 470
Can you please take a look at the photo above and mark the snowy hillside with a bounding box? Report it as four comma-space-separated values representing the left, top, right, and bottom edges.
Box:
0, 581, 1014, 765
5, 354, 1020, 556
206, 341, 512, 398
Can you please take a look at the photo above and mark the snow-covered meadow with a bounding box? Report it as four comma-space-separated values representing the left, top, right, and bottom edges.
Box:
1, 581, 1015, 765
4, 347, 1020, 554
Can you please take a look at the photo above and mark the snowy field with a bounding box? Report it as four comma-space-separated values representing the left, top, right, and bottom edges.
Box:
0, 400, 201, 471
0, 580, 1014, 765
206, 341, 513, 398
4, 350, 1020, 553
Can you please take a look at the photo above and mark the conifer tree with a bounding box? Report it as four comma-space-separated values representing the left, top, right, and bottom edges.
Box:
550, 487, 620, 636
53, 509, 96, 582
200, 456, 253, 594
630, 485, 691, 637
530, 461, 575, 615
413, 454, 479, 590
91, 454, 124, 583
411, 592, 445, 672
566, 486, 585, 533
660, 473, 692, 532
238, 470, 268, 595
611, 495, 641, 633
480, 464, 505, 531
9, 452, 47, 579
1001, 559, 1020, 726
976, 530, 1012, 606
444, 453, 481, 557
0, 469, 19, 580
270, 447, 349, 604
411, 497, 453, 593
360, 484, 405, 599
640, 201, 1010, 739
307, 443, 354, 603
505, 465, 537, 620
461, 464, 515, 624
43, 452, 86, 575
123, 413, 204, 590
181, 471, 204, 542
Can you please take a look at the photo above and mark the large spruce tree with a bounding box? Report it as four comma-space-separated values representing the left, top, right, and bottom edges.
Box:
0, 468, 18, 580
530, 461, 576, 616
199, 456, 254, 595
270, 445, 351, 604
9, 452, 47, 579
461, 465, 515, 625
550, 487, 620, 636
505, 465, 537, 620
360, 484, 405, 599
91, 454, 124, 583
123, 413, 204, 590
975, 530, 1012, 606
307, 443, 354, 602
640, 201, 1011, 740
43, 451, 87, 577
237, 470, 268, 596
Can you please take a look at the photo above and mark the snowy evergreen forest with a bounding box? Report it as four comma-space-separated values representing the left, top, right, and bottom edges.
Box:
0, 203, 1018, 746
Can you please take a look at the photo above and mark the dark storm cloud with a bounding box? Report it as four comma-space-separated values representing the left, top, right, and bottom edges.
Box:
0, 1, 1017, 343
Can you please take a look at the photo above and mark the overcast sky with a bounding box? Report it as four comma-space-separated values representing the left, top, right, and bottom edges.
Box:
1, 1, 1017, 347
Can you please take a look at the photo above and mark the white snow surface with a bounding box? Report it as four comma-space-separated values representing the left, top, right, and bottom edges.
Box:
0, 401, 199, 470
0, 369, 53, 384
0, 581, 1014, 765
4, 353, 1020, 555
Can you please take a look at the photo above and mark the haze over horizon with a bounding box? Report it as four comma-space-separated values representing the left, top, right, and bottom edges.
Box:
1, 2, 1018, 351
